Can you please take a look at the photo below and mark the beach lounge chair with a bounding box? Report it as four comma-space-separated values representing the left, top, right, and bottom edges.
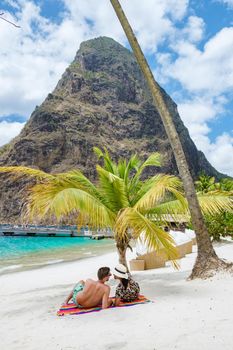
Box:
185, 229, 196, 245
134, 250, 167, 270
129, 259, 145, 271
132, 230, 193, 271
169, 231, 193, 257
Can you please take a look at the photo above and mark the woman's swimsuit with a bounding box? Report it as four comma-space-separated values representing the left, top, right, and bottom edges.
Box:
115, 277, 140, 302
72, 282, 84, 307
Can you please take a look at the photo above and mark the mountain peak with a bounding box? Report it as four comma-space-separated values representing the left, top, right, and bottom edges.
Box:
79, 36, 127, 51
74, 36, 133, 73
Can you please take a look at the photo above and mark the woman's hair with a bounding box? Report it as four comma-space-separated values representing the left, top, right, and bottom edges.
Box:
121, 278, 129, 289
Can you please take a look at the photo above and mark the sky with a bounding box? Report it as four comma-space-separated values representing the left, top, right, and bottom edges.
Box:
0, 0, 233, 176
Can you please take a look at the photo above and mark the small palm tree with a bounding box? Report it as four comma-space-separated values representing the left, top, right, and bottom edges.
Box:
0, 148, 232, 269
216, 178, 233, 192
195, 173, 216, 193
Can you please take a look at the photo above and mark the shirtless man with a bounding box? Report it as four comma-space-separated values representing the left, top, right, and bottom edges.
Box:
64, 267, 113, 309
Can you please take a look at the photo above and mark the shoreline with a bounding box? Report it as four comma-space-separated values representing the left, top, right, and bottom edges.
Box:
1, 240, 233, 350
1, 239, 232, 292
0, 236, 116, 276
0, 249, 125, 294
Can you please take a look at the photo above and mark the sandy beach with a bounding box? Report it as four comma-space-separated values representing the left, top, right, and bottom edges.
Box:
0, 240, 233, 350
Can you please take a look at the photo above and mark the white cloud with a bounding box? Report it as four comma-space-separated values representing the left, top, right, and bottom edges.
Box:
163, 27, 233, 95
179, 15, 205, 43
177, 95, 233, 175
0, 121, 25, 146
209, 134, 233, 175
0, 0, 189, 119
178, 98, 219, 125
195, 133, 233, 175
178, 96, 224, 137
156, 24, 233, 176
177, 98, 233, 175
218, 0, 233, 8
63, 0, 188, 51
0, 1, 91, 117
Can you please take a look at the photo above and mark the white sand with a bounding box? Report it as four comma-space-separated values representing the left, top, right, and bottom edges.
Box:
0, 241, 233, 350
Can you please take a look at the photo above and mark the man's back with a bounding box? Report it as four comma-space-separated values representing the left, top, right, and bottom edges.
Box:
77, 279, 110, 308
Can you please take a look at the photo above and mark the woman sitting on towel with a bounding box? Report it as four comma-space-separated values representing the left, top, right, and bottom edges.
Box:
113, 264, 140, 306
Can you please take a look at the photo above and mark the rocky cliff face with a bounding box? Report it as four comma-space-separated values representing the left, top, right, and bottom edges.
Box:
0, 37, 222, 222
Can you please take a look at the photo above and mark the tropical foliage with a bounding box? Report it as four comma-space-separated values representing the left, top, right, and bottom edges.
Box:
205, 212, 233, 241
0, 149, 233, 268
195, 173, 233, 193
195, 173, 233, 241
195, 173, 216, 193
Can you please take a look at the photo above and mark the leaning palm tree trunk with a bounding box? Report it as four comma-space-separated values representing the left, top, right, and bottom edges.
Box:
110, 0, 232, 279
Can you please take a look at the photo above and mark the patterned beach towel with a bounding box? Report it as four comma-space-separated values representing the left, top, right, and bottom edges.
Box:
57, 295, 151, 316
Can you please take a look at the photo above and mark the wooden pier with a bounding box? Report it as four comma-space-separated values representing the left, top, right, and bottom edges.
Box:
0, 225, 113, 239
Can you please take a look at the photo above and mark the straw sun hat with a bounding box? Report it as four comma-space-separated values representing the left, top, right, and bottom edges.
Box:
112, 264, 128, 279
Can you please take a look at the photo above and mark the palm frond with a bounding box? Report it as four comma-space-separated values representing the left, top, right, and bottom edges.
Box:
93, 146, 104, 159
0, 166, 54, 180
127, 153, 162, 195
116, 154, 142, 195
150, 192, 233, 219
115, 207, 179, 268
96, 165, 129, 212
146, 199, 189, 217
26, 181, 115, 228
135, 152, 162, 177
198, 193, 233, 216
133, 174, 185, 211
123, 154, 141, 179
55, 170, 110, 207
93, 147, 118, 174
117, 159, 127, 179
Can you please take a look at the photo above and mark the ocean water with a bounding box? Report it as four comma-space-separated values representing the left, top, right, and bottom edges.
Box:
0, 236, 115, 275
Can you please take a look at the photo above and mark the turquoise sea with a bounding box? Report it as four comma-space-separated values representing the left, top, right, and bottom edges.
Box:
0, 236, 115, 275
